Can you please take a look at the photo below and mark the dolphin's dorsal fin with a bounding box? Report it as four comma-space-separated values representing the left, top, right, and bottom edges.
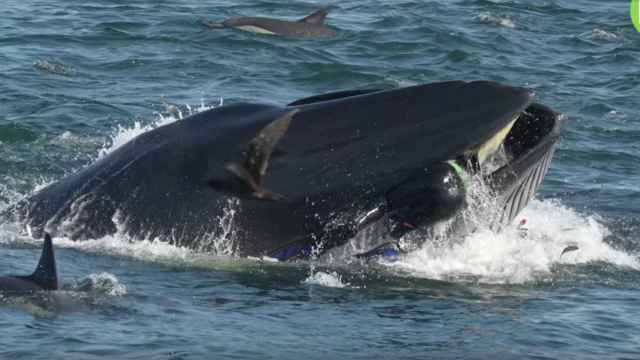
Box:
26, 233, 58, 290
298, 8, 329, 25
224, 109, 298, 201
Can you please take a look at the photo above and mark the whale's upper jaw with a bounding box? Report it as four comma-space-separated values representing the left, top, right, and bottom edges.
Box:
256, 81, 535, 202
208, 81, 535, 204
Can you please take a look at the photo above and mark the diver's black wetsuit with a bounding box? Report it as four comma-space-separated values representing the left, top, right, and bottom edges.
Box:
269, 161, 469, 260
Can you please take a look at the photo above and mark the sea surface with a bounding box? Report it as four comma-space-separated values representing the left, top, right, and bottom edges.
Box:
1, 0, 639, 359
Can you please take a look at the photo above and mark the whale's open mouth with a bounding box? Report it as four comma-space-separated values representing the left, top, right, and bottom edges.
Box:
337, 102, 566, 260
482, 102, 565, 224
475, 103, 562, 174
385, 102, 565, 239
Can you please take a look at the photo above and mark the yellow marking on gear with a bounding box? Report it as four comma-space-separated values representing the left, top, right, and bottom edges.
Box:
469, 114, 518, 165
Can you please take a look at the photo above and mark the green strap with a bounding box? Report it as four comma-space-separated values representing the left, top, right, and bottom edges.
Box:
447, 160, 471, 190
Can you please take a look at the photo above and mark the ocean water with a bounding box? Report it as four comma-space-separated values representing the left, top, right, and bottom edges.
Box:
1, 0, 639, 359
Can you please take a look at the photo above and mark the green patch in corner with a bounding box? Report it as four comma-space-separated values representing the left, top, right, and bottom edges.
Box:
632, 0, 640, 32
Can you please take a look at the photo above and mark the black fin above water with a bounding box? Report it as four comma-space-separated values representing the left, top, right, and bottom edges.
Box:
224, 109, 298, 201
24, 233, 58, 290
298, 8, 329, 25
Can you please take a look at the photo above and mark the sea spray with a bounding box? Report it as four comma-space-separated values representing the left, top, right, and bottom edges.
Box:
384, 199, 639, 284
98, 98, 223, 158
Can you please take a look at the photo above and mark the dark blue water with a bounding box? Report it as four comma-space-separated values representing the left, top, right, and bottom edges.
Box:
1, 0, 639, 358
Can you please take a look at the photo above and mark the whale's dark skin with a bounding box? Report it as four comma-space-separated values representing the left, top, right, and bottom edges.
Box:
0, 234, 58, 293
203, 8, 336, 38
5, 81, 563, 260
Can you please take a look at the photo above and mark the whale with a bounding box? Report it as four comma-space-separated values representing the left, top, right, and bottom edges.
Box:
0, 234, 58, 293
3, 81, 565, 260
202, 8, 336, 38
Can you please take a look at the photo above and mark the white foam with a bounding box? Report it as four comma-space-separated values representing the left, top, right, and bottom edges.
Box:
588, 28, 620, 41
303, 271, 350, 288
476, 12, 515, 29
32, 177, 55, 193
606, 110, 627, 120
73, 272, 128, 296
33, 59, 75, 76
2, 196, 637, 286
52, 233, 193, 264
383, 199, 639, 284
0, 182, 25, 211
59, 131, 73, 140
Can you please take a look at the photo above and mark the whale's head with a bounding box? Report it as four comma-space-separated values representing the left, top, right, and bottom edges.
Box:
263, 81, 566, 256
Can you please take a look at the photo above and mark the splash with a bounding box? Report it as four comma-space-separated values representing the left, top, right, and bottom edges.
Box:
0, 181, 25, 212
68, 272, 128, 296
1, 96, 237, 264
3, 196, 636, 287
303, 271, 350, 288
52, 233, 193, 264
383, 199, 639, 284
4, 199, 240, 266
97, 97, 223, 158
196, 198, 240, 255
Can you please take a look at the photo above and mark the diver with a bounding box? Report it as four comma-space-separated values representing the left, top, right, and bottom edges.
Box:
269, 160, 472, 261
354, 160, 471, 259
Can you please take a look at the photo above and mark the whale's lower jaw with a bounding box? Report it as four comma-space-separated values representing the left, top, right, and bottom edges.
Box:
488, 103, 565, 227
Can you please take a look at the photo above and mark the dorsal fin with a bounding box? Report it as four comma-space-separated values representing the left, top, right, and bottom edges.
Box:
223, 109, 298, 201
26, 233, 58, 290
244, 109, 296, 185
298, 8, 329, 25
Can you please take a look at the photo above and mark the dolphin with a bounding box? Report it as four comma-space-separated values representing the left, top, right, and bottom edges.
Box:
4, 81, 565, 260
0, 234, 58, 293
202, 8, 336, 38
